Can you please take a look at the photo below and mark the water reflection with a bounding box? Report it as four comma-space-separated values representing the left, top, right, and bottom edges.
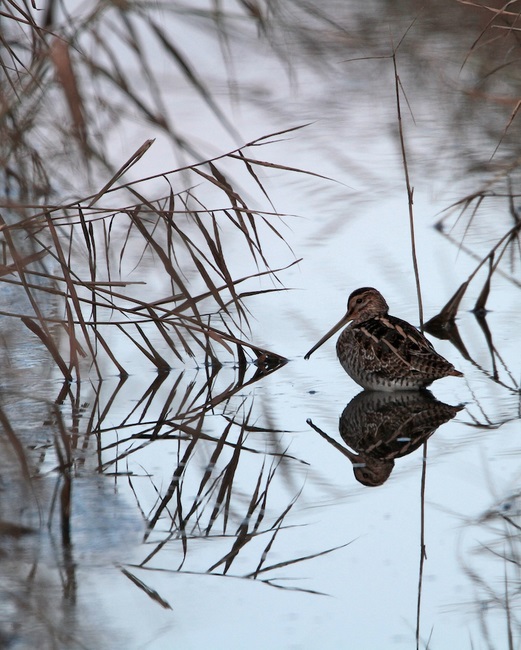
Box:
426, 308, 520, 394
0, 393, 140, 649
92, 363, 358, 607
309, 390, 463, 486
458, 490, 521, 643
0, 355, 306, 647
3, 0, 521, 645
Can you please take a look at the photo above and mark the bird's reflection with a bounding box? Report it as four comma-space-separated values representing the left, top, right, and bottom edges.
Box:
308, 390, 463, 487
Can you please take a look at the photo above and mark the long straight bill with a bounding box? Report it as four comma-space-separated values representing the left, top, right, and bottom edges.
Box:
304, 312, 351, 359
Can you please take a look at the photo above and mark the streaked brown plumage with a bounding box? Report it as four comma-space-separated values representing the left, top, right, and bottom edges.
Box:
338, 390, 463, 485
305, 287, 463, 391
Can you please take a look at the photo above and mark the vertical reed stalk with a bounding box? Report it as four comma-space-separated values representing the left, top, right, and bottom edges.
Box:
392, 48, 424, 328
416, 441, 428, 650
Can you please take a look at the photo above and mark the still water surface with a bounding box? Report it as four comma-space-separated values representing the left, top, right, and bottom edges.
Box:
3, 1, 521, 649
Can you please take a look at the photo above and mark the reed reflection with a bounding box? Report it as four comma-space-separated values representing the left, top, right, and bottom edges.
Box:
309, 390, 463, 487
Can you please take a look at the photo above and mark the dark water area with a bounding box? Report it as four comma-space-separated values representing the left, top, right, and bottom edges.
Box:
1, 1, 521, 648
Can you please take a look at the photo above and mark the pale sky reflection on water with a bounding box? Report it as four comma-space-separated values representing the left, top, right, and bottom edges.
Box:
89, 4, 521, 647
5, 2, 521, 649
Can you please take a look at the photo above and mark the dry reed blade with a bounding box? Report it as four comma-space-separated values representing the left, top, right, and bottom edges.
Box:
114, 323, 169, 371
473, 254, 494, 314
82, 29, 191, 151
91, 328, 128, 378
152, 259, 300, 320
458, 0, 519, 73
43, 212, 102, 377
176, 208, 250, 327
115, 324, 157, 364
170, 223, 241, 325
164, 321, 197, 360
79, 125, 319, 200
229, 150, 337, 184
87, 140, 155, 208
77, 207, 98, 321
490, 98, 521, 161
177, 315, 287, 363
145, 311, 185, 363
63, 298, 82, 381
125, 203, 204, 322
430, 213, 521, 324
134, 322, 171, 373
116, 9, 171, 125
247, 539, 355, 579
22, 316, 73, 382
49, 37, 87, 148
120, 567, 172, 610
0, 250, 48, 276
237, 149, 276, 211
3, 2, 311, 377
426, 281, 469, 327
191, 167, 264, 265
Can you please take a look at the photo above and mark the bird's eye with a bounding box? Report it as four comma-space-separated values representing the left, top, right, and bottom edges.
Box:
356, 298, 363, 304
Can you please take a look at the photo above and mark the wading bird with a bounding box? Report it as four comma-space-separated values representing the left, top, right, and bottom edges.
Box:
304, 287, 462, 391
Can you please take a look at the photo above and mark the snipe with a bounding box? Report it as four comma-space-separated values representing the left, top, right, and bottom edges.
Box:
305, 287, 463, 391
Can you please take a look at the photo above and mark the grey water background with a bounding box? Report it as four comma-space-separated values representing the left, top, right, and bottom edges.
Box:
2, 1, 521, 649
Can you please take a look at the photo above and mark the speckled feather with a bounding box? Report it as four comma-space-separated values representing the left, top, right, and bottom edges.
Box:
305, 287, 463, 391
338, 390, 463, 485
340, 304, 461, 389
339, 314, 459, 389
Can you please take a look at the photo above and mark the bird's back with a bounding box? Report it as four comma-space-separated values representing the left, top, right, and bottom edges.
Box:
337, 315, 462, 391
